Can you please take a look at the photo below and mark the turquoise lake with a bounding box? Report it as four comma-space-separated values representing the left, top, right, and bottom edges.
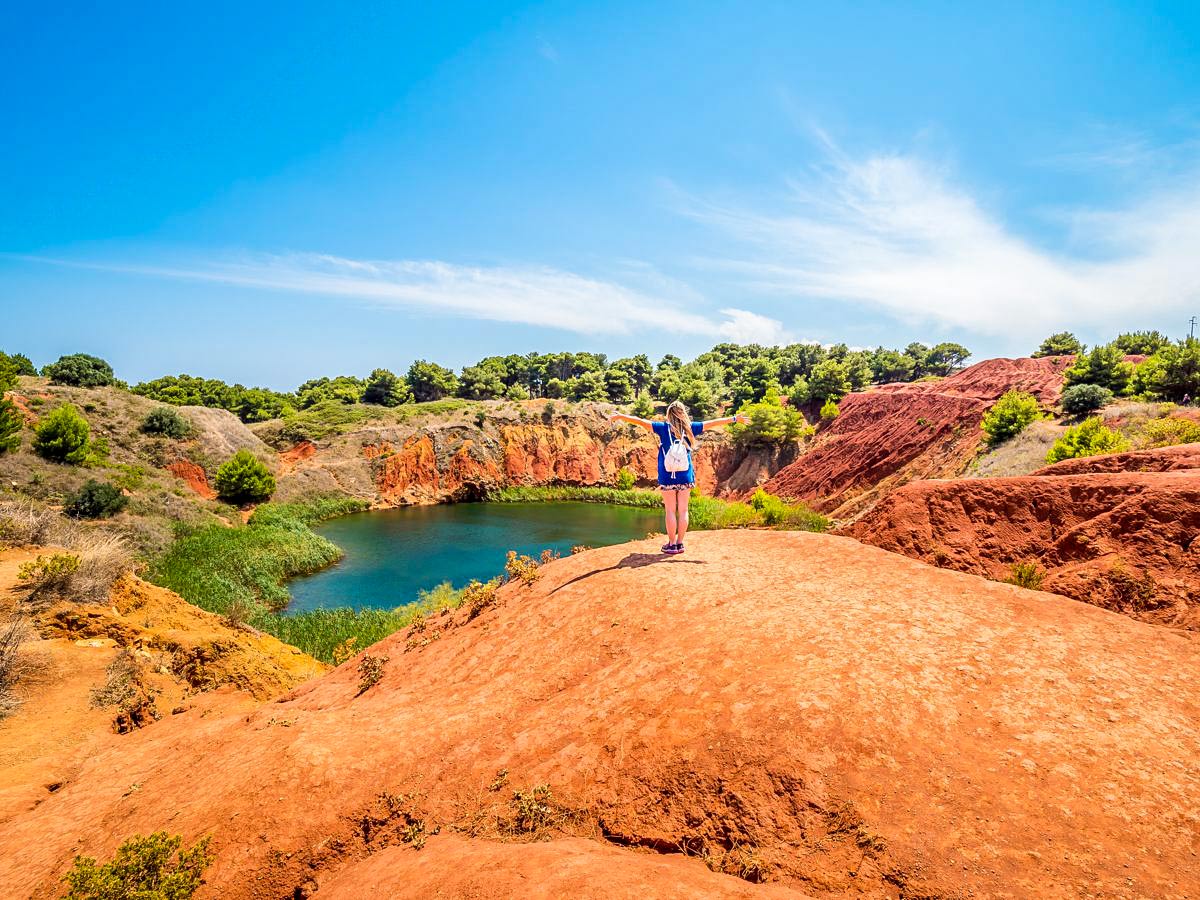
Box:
286, 501, 663, 613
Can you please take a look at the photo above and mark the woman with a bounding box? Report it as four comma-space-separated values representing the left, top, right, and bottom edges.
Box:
609, 401, 747, 555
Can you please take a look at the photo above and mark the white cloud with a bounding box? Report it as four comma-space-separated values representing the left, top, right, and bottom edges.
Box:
37, 252, 788, 343
685, 147, 1200, 341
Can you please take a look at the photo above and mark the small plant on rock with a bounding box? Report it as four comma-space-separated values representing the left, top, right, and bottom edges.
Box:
463, 578, 501, 620
18, 552, 81, 587
504, 550, 541, 586
819, 398, 840, 421
615, 466, 637, 490
356, 653, 388, 695
1004, 560, 1046, 590
61, 831, 213, 900
510, 784, 555, 833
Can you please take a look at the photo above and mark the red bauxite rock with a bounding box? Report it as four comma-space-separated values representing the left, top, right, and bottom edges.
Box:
763, 356, 1074, 518
2, 531, 1198, 899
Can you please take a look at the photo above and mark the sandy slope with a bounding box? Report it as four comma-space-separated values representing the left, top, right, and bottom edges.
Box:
1, 531, 1197, 898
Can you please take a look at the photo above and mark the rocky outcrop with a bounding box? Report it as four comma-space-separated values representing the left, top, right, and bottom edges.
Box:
843, 462, 1200, 629
763, 356, 1073, 519
273, 404, 799, 506
1032, 442, 1200, 476
2, 531, 1198, 898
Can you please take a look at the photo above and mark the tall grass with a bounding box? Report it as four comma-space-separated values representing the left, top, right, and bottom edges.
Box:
489, 484, 828, 532
490, 484, 662, 508
256, 582, 470, 664
146, 495, 368, 617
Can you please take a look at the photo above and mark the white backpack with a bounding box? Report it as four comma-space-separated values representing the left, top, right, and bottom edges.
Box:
663, 426, 691, 473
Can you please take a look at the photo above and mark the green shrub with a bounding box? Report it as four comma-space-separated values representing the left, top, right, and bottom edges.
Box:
65, 480, 128, 519
1063, 344, 1133, 394
43, 353, 115, 388
615, 466, 637, 490
1046, 417, 1130, 464
1060, 383, 1113, 416
1004, 561, 1046, 590
32, 403, 91, 464
141, 407, 192, 438
0, 350, 37, 377
214, 450, 276, 505
980, 391, 1042, 445
0, 398, 22, 454
819, 398, 840, 421
1136, 416, 1200, 449
731, 400, 812, 444
630, 394, 654, 418
62, 831, 213, 900
1032, 332, 1083, 357
1130, 338, 1200, 403
149, 504, 344, 616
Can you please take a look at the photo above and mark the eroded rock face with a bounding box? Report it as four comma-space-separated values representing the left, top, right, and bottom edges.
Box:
843, 463, 1200, 629
273, 407, 800, 506
3, 531, 1197, 899
763, 357, 1073, 519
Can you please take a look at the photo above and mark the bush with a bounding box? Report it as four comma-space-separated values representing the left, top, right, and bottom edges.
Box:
1136, 416, 1200, 449
0, 618, 34, 720
731, 400, 811, 444
1131, 338, 1200, 403
1004, 561, 1046, 590
980, 391, 1042, 444
65, 480, 128, 519
214, 450, 276, 505
0, 397, 22, 454
1063, 344, 1133, 395
0, 350, 37, 377
630, 394, 654, 418
615, 466, 637, 490
1033, 332, 1084, 358
1060, 383, 1113, 416
62, 831, 213, 900
141, 406, 192, 438
43, 353, 115, 387
819, 399, 840, 421
1046, 417, 1130, 464
32, 403, 91, 464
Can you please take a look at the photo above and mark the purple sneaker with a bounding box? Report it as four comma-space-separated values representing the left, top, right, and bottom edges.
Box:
661, 542, 676, 554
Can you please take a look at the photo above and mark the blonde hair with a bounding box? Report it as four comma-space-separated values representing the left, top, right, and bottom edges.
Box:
665, 400, 697, 448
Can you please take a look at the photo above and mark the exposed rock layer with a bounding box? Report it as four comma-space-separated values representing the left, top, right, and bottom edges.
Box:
2, 531, 1197, 898
763, 357, 1073, 519
844, 454, 1200, 629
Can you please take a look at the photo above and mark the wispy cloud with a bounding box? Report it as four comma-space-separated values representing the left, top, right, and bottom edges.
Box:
30, 252, 789, 343
684, 143, 1200, 341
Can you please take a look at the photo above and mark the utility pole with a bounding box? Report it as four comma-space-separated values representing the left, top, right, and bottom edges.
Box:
1191, 316, 1197, 339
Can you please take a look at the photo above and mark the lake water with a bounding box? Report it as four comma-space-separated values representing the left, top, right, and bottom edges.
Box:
286, 501, 663, 613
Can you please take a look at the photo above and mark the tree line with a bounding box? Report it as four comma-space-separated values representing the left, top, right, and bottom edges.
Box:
0, 341, 971, 424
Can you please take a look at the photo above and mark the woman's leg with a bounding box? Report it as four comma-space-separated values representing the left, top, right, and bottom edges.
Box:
660, 488, 678, 547
674, 488, 690, 546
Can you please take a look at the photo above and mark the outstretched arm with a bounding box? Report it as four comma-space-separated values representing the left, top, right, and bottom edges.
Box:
608, 412, 655, 432
699, 414, 749, 432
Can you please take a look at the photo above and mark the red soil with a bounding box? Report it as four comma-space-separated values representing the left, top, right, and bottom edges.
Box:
763, 357, 1073, 519
843, 462, 1200, 629
278, 439, 317, 474
1032, 442, 1200, 475
2, 531, 1198, 898
166, 459, 216, 500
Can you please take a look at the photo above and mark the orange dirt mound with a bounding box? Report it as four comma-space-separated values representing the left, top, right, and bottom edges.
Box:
763, 357, 1072, 519
166, 458, 216, 499
843, 468, 1200, 628
1033, 442, 1200, 475
2, 531, 1198, 898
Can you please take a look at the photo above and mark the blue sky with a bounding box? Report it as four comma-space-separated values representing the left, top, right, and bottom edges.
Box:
3, 1, 1199, 389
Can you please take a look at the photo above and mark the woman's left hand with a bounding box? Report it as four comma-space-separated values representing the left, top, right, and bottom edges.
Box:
733, 414, 749, 425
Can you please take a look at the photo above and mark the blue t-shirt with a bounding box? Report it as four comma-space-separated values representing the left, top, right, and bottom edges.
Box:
652, 420, 704, 485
